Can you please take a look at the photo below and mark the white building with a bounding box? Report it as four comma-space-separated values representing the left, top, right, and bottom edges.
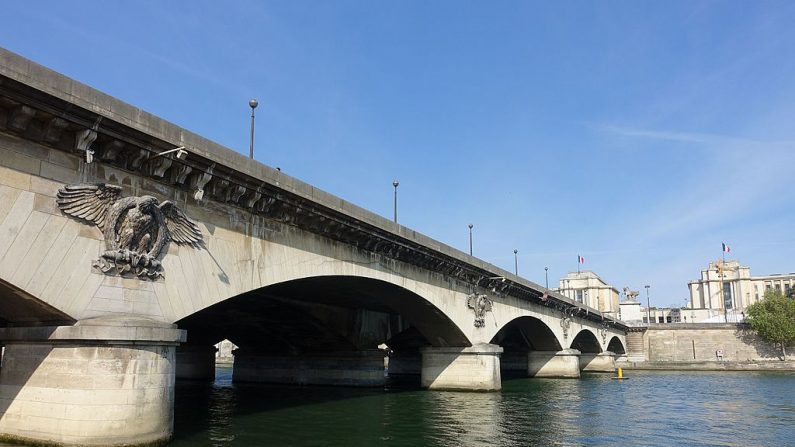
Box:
558, 271, 620, 317
688, 260, 795, 320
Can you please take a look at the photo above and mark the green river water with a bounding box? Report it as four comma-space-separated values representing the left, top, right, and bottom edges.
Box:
167, 367, 794, 446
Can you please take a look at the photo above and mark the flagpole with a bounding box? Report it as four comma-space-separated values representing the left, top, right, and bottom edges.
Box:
721, 243, 727, 322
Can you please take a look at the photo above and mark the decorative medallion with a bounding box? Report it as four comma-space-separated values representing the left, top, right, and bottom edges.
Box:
57, 183, 203, 279
599, 327, 608, 344
466, 293, 493, 328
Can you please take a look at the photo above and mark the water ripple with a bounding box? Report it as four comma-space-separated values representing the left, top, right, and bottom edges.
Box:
165, 369, 795, 447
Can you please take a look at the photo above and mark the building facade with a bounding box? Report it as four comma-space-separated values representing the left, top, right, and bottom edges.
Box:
558, 271, 620, 317
688, 260, 795, 320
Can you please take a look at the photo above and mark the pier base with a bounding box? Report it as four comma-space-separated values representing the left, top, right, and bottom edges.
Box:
386, 351, 421, 384
420, 344, 503, 391
232, 350, 386, 386
527, 349, 581, 378
0, 316, 185, 446
580, 351, 616, 372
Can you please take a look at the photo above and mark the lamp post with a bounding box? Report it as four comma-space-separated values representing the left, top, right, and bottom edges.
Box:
645, 285, 651, 324
248, 99, 258, 159
468, 224, 473, 256
392, 180, 399, 223
513, 249, 518, 276
545, 266, 549, 289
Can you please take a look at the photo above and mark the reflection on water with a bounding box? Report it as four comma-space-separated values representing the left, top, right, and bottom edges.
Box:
168, 368, 795, 447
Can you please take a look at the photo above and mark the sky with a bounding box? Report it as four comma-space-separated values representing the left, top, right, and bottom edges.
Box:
2, 1, 794, 307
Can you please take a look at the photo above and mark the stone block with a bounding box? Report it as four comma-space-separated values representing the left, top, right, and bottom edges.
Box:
528, 349, 581, 378
0, 150, 41, 178
0, 320, 182, 445
0, 165, 32, 190
420, 344, 503, 391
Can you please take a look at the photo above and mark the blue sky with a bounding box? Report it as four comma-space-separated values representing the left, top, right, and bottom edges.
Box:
3, 1, 795, 307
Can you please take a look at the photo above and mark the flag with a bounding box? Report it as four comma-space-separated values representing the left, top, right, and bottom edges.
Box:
722, 243, 731, 253
578, 255, 585, 264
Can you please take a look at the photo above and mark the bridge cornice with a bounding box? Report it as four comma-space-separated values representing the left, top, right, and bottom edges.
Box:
0, 47, 628, 331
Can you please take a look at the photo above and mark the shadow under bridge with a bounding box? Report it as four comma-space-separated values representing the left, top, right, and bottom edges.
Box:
174, 275, 471, 386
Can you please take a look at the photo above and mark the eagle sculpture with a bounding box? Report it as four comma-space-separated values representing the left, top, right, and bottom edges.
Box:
466, 293, 493, 328
57, 183, 203, 278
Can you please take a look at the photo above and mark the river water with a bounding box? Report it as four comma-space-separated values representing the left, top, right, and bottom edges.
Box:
169, 367, 794, 447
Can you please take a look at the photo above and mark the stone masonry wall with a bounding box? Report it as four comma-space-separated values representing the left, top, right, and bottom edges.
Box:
644, 324, 781, 362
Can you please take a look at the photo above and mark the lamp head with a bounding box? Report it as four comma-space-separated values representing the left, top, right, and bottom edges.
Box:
393, 180, 399, 188
249, 99, 259, 109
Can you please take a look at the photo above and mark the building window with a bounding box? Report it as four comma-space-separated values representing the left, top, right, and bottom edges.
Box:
775, 284, 781, 292
576, 290, 584, 304
643, 317, 648, 323
666, 316, 672, 323
723, 283, 733, 309
658, 316, 664, 323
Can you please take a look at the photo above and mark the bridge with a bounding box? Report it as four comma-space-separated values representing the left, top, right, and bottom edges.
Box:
0, 48, 627, 446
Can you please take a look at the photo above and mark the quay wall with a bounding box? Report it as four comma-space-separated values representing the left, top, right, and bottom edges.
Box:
620, 323, 793, 370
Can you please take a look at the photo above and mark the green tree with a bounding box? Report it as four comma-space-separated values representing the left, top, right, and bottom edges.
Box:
745, 289, 795, 360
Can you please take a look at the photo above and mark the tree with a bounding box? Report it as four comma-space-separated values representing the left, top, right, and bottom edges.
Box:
745, 289, 795, 361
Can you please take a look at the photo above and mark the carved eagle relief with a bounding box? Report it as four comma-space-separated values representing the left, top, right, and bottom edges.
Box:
57, 183, 203, 278
466, 293, 493, 328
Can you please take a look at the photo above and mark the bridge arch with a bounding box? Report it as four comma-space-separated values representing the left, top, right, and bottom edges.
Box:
488, 316, 563, 376
489, 316, 562, 351
570, 329, 602, 353
176, 275, 472, 352
607, 336, 626, 355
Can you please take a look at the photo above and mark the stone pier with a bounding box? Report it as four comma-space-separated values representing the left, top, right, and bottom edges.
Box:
232, 350, 387, 386
0, 316, 185, 446
176, 345, 218, 380
420, 344, 503, 391
386, 351, 422, 384
580, 351, 616, 372
527, 349, 581, 378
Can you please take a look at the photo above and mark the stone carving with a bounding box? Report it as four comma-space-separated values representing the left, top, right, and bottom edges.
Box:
466, 293, 493, 328
57, 183, 203, 278
560, 317, 571, 339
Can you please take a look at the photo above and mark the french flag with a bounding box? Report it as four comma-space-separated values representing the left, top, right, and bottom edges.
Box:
722, 242, 731, 253
578, 255, 585, 264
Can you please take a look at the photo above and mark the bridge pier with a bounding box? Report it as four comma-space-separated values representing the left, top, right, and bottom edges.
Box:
579, 351, 616, 372
232, 350, 387, 386
420, 344, 503, 391
0, 316, 184, 446
176, 345, 218, 380
386, 351, 422, 384
527, 349, 581, 378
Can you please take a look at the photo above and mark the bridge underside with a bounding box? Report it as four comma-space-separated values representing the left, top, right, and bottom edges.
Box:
175, 276, 477, 386
0, 279, 74, 327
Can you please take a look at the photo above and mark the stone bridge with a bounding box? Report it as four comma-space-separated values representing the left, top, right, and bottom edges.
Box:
0, 48, 627, 446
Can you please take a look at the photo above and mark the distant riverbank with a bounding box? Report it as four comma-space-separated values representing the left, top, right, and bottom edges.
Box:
620, 360, 795, 372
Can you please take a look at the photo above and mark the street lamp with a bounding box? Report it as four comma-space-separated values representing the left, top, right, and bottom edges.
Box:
468, 224, 473, 256
392, 180, 399, 223
645, 285, 651, 324
513, 249, 518, 276
545, 266, 549, 289
249, 99, 258, 159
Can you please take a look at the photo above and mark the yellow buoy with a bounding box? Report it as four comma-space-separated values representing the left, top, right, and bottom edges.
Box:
611, 367, 628, 380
